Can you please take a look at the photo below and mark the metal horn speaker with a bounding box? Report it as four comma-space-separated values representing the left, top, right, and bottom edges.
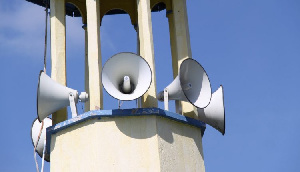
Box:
157, 58, 212, 108
31, 117, 52, 162
102, 52, 152, 101
197, 85, 225, 135
37, 71, 88, 121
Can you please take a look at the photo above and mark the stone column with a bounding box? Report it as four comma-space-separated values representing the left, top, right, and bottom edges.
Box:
82, 24, 90, 112
136, 0, 158, 108
134, 23, 142, 108
86, 0, 103, 110
166, 9, 180, 114
167, 0, 198, 119
50, 0, 67, 125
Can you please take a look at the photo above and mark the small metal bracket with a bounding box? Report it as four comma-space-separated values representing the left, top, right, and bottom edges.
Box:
164, 88, 169, 111
118, 100, 124, 109
136, 97, 142, 108
69, 93, 78, 118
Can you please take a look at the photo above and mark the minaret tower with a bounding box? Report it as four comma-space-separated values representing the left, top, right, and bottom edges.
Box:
27, 0, 206, 171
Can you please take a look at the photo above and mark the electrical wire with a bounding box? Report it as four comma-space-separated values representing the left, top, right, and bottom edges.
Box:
41, 139, 46, 172
34, 2, 48, 171
43, 3, 48, 73
34, 120, 44, 172
34, 149, 39, 172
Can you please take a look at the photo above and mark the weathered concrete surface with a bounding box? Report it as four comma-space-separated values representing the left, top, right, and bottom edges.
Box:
50, 111, 205, 171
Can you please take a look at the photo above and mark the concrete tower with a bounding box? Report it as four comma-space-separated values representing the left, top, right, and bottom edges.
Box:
27, 0, 206, 171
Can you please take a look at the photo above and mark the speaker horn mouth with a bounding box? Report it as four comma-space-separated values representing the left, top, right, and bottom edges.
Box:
37, 70, 44, 122
102, 52, 152, 101
180, 58, 212, 108
197, 85, 225, 135
37, 70, 82, 121
221, 85, 225, 135
31, 117, 51, 162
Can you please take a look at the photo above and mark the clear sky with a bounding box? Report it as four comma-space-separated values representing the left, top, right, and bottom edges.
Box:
0, 0, 300, 171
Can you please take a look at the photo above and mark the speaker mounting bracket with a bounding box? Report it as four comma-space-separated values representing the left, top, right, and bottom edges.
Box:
69, 93, 78, 118
164, 88, 169, 111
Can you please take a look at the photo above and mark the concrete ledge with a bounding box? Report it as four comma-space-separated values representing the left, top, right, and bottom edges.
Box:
47, 108, 206, 171
46, 108, 206, 155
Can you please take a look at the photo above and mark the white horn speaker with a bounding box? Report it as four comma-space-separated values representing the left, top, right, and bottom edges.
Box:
197, 85, 225, 135
31, 117, 52, 162
37, 71, 88, 122
102, 52, 152, 101
157, 58, 212, 108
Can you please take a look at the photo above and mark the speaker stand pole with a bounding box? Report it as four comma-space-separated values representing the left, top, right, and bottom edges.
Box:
69, 93, 78, 118
164, 88, 169, 111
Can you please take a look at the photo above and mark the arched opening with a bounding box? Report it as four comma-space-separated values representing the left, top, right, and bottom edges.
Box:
151, 2, 166, 12
101, 10, 138, 109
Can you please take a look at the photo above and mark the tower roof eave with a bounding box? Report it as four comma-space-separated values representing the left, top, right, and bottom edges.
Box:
25, 0, 166, 17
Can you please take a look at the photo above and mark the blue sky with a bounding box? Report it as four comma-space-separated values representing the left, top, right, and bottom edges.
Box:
0, 0, 300, 171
